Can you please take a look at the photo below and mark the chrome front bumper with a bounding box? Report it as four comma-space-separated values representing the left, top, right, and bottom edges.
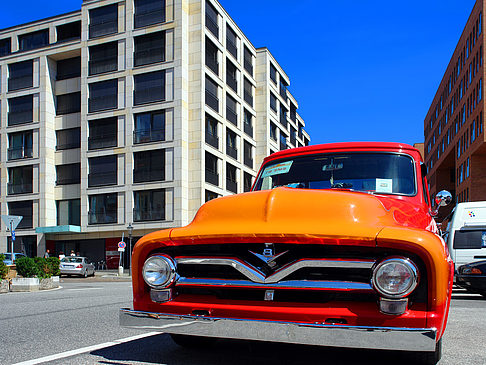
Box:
120, 308, 437, 351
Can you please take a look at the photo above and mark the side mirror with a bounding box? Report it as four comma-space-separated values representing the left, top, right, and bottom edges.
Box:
431, 190, 452, 217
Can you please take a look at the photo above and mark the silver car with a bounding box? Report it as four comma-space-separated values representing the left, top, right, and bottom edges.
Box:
60, 257, 95, 278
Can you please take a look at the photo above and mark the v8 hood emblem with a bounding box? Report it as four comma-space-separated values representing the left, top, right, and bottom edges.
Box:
249, 243, 288, 268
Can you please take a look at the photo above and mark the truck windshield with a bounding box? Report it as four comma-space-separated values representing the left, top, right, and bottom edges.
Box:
254, 152, 416, 195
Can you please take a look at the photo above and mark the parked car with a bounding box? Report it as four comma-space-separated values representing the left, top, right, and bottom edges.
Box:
120, 142, 454, 365
60, 257, 95, 278
456, 260, 486, 296
2, 253, 27, 265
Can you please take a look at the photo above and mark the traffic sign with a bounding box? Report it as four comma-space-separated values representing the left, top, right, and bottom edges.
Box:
118, 247, 125, 252
1, 215, 23, 231
118, 241, 126, 249
11, 231, 15, 241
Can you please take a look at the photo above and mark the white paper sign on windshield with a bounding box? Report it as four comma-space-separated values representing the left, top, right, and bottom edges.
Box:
262, 161, 293, 178
375, 179, 393, 193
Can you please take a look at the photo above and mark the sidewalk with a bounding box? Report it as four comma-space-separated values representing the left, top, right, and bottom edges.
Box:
59, 269, 133, 282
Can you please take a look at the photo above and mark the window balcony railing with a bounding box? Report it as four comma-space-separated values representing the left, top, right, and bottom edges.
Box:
8, 111, 33, 126
226, 145, 237, 160
89, 59, 117, 76
88, 134, 117, 150
244, 91, 253, 107
133, 129, 165, 144
133, 169, 165, 183
134, 9, 165, 29
134, 87, 164, 105
8, 76, 33, 91
226, 107, 237, 125
205, 14, 219, 37
133, 208, 165, 222
206, 55, 219, 75
205, 89, 219, 112
205, 132, 219, 149
134, 48, 164, 67
244, 123, 253, 138
7, 146, 33, 160
89, 21, 117, 39
205, 169, 219, 186
226, 179, 237, 193
88, 210, 117, 225
57, 141, 80, 150
7, 182, 33, 195
88, 172, 117, 187
226, 39, 237, 58
88, 96, 117, 113
56, 176, 80, 185
244, 155, 253, 168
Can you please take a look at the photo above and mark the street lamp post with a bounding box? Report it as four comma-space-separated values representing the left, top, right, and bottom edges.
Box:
127, 223, 133, 275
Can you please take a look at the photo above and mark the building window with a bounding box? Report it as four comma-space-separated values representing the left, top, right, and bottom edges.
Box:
205, 152, 219, 186
57, 199, 81, 226
133, 149, 165, 183
56, 163, 81, 185
134, 0, 166, 28
243, 172, 253, 192
226, 25, 238, 59
243, 46, 253, 76
0, 38, 11, 57
280, 80, 288, 100
134, 189, 165, 221
205, 0, 219, 38
88, 79, 118, 112
466, 157, 470, 178
290, 127, 297, 146
89, 4, 118, 39
270, 92, 277, 112
57, 57, 81, 80
56, 21, 81, 43
226, 59, 238, 92
206, 37, 219, 75
56, 92, 81, 115
8, 165, 33, 195
479, 79, 482, 101
134, 70, 165, 105
134, 31, 165, 67
8, 201, 33, 229
88, 155, 117, 187
8, 95, 33, 126
280, 134, 287, 150
243, 109, 253, 137
205, 190, 219, 202
243, 141, 253, 168
226, 94, 238, 125
270, 122, 277, 141
134, 110, 165, 144
88, 193, 117, 225
205, 75, 219, 112
226, 128, 237, 160
8, 60, 33, 91
18, 29, 49, 51
89, 41, 118, 75
88, 117, 117, 150
8, 131, 33, 160
279, 104, 288, 128
226, 163, 238, 193
243, 77, 253, 107
270, 63, 277, 84
56, 128, 81, 150
205, 114, 219, 149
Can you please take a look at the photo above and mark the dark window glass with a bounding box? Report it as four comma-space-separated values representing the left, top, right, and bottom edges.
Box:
205, 152, 219, 185
88, 155, 117, 187
134, 110, 165, 144
57, 57, 81, 80
243, 141, 253, 168
244, 109, 253, 137
134, 0, 166, 28
56, 21, 81, 43
8, 60, 33, 91
280, 134, 287, 150
8, 95, 33, 126
453, 230, 486, 249
133, 149, 165, 183
56, 163, 81, 185
270, 92, 277, 112
226, 94, 237, 125
270, 122, 277, 141
205, 75, 219, 112
19, 29, 49, 51
134, 189, 165, 221
205, 37, 219, 75
56, 92, 81, 115
226, 128, 237, 160
290, 127, 297, 146
226, 163, 237, 193
244, 46, 253, 75
89, 79, 118, 112
244, 77, 253, 107
57, 199, 81, 226
290, 103, 297, 122
226, 26, 237, 58
8, 165, 33, 195
205, 189, 219, 202
0, 38, 11, 57
280, 79, 288, 100
205, 0, 219, 37
134, 70, 165, 105
134, 31, 165, 67
89, 117, 117, 149
8, 201, 33, 229
88, 193, 117, 224
279, 104, 288, 128
205, 114, 219, 149
89, 41, 118, 75
270, 63, 277, 84
89, 4, 118, 39
8, 131, 33, 160
226, 59, 237, 92
56, 128, 81, 150
244, 172, 253, 192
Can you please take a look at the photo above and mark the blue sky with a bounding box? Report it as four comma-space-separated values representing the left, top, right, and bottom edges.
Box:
0, 0, 477, 145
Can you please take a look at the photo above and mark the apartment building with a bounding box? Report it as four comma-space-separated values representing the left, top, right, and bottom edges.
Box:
424, 0, 484, 219
0, 0, 310, 267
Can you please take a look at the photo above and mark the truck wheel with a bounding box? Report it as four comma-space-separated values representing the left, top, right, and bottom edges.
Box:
170, 334, 216, 348
417, 338, 442, 365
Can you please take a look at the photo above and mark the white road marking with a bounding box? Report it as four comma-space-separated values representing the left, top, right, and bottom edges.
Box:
12, 332, 160, 365
64, 287, 104, 291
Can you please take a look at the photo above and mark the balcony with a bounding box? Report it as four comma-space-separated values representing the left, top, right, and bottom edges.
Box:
133, 169, 165, 183
205, 132, 219, 149
205, 169, 219, 186
88, 172, 117, 187
8, 110, 33, 126
88, 210, 117, 225
226, 145, 237, 160
244, 91, 253, 107
226, 179, 237, 193
135, 8, 165, 28
133, 208, 165, 222
226, 107, 237, 125
205, 14, 218, 37
133, 129, 165, 144
8, 182, 33, 195
8, 76, 33, 91
89, 21, 117, 39
244, 155, 253, 168
8, 146, 33, 160
244, 122, 253, 137
206, 89, 219, 112
88, 134, 117, 150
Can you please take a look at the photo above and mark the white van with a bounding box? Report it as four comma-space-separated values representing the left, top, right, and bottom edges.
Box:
445, 201, 486, 269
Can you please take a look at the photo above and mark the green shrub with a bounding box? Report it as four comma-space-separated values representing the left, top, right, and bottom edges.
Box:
46, 257, 60, 276
34, 257, 51, 279
0, 254, 7, 280
15, 257, 40, 278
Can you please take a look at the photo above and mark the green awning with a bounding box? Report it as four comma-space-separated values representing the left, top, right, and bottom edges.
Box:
35, 225, 81, 234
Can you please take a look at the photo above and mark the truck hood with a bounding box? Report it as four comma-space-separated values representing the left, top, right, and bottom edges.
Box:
169, 188, 431, 246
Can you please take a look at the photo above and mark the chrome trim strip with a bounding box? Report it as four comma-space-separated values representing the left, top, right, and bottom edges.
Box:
176, 277, 373, 291
120, 308, 437, 352
176, 257, 375, 284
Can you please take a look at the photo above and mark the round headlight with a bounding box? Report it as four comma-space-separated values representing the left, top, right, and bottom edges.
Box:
142, 255, 176, 288
372, 257, 419, 298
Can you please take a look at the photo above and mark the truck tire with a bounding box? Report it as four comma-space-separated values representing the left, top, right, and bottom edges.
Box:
170, 334, 216, 348
417, 338, 442, 365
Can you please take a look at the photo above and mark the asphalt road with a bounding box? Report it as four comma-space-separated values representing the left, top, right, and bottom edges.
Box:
0, 279, 484, 365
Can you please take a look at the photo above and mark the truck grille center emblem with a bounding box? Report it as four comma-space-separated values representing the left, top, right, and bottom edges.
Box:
249, 243, 288, 268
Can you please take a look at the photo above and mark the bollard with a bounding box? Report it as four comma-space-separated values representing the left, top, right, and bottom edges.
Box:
118, 266, 124, 276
